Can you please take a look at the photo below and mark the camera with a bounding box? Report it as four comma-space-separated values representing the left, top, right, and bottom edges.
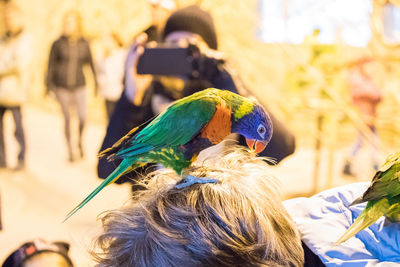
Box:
136, 43, 224, 79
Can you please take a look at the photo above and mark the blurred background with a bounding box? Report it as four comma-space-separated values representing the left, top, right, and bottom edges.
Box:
1, 0, 400, 265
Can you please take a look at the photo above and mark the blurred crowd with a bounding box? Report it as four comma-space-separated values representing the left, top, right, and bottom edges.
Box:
0, 0, 296, 180
0, 0, 397, 266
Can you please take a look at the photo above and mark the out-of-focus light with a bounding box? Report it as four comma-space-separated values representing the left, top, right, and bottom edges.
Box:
382, 2, 400, 45
258, 0, 372, 47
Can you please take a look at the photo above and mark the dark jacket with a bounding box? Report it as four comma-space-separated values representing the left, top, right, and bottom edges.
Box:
46, 35, 96, 90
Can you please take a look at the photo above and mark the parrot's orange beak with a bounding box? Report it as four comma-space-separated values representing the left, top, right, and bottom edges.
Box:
245, 138, 268, 154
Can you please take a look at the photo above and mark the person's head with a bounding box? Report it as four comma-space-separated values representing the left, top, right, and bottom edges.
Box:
62, 10, 82, 38
4, 4, 24, 35
2, 239, 73, 267
148, 0, 176, 28
162, 5, 218, 50
93, 149, 304, 267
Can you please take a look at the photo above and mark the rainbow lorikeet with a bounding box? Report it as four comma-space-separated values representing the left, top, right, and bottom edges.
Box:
335, 152, 400, 244
64, 88, 273, 221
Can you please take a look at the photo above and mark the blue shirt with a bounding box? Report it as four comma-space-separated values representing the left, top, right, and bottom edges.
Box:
284, 183, 400, 266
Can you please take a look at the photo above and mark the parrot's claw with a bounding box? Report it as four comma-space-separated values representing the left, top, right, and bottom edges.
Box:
174, 175, 217, 189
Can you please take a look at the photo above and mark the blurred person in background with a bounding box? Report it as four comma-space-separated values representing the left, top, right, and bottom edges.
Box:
2, 239, 74, 267
96, 31, 126, 120
343, 57, 382, 177
0, 4, 32, 171
97, 5, 295, 190
46, 10, 97, 162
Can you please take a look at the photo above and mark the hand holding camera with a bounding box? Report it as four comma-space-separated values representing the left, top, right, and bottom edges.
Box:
125, 33, 153, 105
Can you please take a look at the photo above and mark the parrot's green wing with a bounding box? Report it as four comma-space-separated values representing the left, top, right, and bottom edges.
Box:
385, 199, 400, 222
65, 90, 223, 222
114, 92, 220, 159
98, 119, 153, 159
362, 164, 400, 201
337, 153, 400, 244
351, 152, 400, 205
379, 152, 400, 172
336, 194, 400, 244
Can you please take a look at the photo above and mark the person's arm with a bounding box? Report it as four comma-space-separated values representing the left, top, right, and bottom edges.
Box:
124, 44, 138, 102
124, 34, 152, 105
0, 34, 32, 76
211, 69, 238, 94
84, 40, 98, 94
45, 41, 58, 94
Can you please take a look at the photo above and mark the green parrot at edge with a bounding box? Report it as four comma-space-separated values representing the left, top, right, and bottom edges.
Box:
64, 88, 273, 221
335, 152, 400, 244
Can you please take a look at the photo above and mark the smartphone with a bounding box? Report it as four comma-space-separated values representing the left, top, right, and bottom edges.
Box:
136, 47, 195, 76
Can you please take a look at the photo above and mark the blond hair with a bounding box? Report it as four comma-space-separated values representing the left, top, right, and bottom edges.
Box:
62, 10, 82, 38
93, 148, 304, 267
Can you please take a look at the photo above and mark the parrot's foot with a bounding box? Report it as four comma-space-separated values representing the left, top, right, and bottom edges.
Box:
174, 175, 217, 189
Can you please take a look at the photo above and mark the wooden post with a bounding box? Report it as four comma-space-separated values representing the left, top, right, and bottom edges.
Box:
326, 111, 338, 189
312, 111, 323, 194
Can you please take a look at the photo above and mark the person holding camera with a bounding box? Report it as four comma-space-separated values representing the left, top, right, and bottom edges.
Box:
97, 5, 295, 189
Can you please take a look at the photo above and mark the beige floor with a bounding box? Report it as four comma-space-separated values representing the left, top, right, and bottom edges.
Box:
0, 105, 131, 265
0, 104, 376, 266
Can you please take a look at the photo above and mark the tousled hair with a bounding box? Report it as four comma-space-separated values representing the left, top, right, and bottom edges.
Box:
93, 148, 304, 267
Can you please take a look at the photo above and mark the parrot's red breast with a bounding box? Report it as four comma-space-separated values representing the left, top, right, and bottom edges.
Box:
200, 101, 232, 144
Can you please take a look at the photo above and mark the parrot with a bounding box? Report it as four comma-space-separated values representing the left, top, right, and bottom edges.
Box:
335, 152, 400, 245
64, 88, 273, 221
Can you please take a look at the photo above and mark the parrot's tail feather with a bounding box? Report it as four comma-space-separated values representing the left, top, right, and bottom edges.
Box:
98, 115, 157, 160
98, 126, 140, 159
114, 144, 153, 160
334, 210, 384, 245
63, 160, 137, 222
98, 146, 113, 159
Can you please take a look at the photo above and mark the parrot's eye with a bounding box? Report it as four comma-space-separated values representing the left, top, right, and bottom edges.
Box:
257, 124, 266, 138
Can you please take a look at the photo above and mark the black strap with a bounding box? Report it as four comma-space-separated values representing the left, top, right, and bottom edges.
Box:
302, 241, 326, 267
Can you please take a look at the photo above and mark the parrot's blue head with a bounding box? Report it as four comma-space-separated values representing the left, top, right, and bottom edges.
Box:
231, 104, 273, 154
